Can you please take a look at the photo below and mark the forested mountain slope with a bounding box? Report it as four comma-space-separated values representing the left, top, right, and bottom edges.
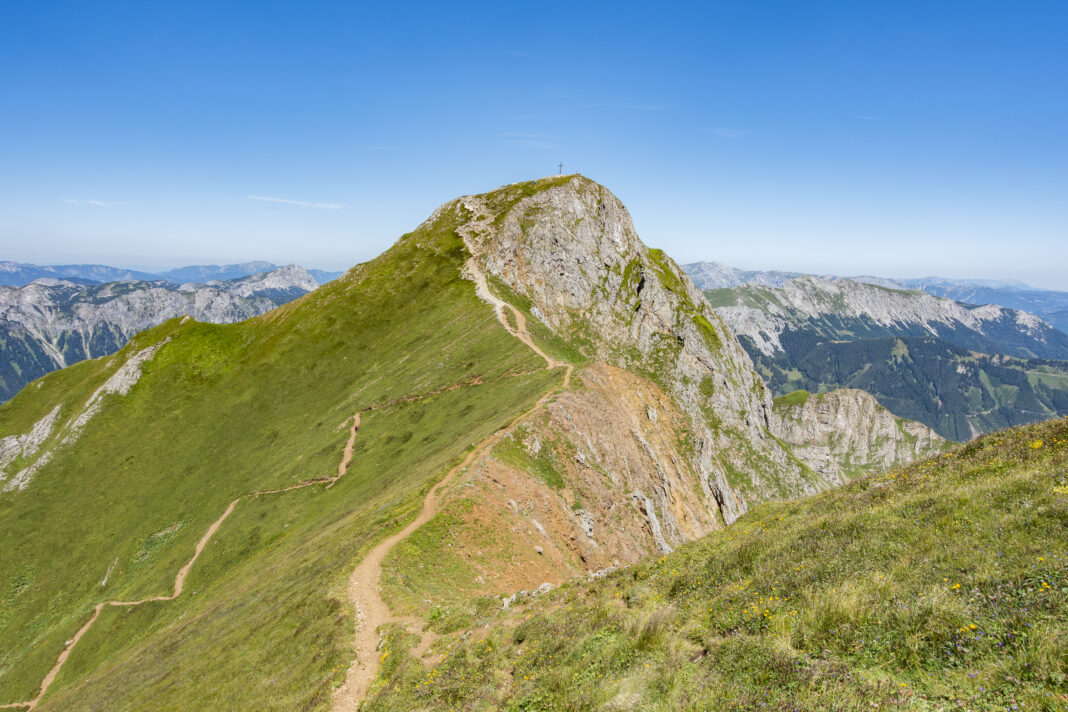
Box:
706, 277, 1068, 440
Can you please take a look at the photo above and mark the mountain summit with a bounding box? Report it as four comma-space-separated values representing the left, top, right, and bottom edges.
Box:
0, 176, 942, 711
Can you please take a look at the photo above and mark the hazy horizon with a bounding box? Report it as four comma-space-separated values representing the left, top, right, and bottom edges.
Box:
2, 3, 1066, 289
4, 247, 1065, 294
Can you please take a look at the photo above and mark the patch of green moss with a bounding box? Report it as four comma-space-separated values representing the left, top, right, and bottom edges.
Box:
773, 390, 811, 409
493, 427, 566, 490
693, 314, 723, 352
483, 175, 576, 226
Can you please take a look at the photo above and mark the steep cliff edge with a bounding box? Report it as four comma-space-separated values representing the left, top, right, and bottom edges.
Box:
0, 175, 950, 711
381, 177, 907, 622
455, 178, 827, 519
770, 388, 948, 485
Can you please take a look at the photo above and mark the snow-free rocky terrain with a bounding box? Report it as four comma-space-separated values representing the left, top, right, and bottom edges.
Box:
702, 276, 1068, 440
0, 176, 960, 711
684, 260, 1068, 334
0, 265, 320, 402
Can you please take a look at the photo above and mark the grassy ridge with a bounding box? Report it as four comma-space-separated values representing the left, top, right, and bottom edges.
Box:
0, 200, 561, 709
366, 417, 1068, 711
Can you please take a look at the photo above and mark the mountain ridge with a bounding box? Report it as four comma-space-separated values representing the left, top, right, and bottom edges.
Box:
0, 260, 344, 288
0, 176, 950, 711
703, 275, 1068, 440
0, 265, 320, 403
684, 260, 1068, 333
708, 275, 1068, 361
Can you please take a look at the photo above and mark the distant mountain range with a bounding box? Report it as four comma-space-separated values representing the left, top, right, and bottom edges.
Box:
2, 176, 1057, 711
701, 274, 1068, 440
684, 261, 1068, 333
0, 260, 344, 287
0, 265, 321, 402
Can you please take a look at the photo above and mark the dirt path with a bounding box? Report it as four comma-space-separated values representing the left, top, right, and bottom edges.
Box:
331, 201, 572, 710
8, 203, 569, 711
5, 416, 362, 711
456, 198, 568, 385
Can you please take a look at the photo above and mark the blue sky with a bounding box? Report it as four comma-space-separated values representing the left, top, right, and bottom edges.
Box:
2, 1, 1066, 288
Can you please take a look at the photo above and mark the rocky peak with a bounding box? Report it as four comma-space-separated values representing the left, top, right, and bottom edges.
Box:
222, 264, 319, 297
426, 176, 824, 524
463, 177, 770, 429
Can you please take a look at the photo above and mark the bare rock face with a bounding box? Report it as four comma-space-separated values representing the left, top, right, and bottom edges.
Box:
0, 265, 318, 402
771, 389, 947, 485
378, 176, 957, 613
391, 363, 730, 597
444, 176, 826, 525
711, 275, 1067, 359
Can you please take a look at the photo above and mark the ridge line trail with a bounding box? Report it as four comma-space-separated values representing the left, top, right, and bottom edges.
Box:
5, 416, 362, 711
332, 198, 572, 710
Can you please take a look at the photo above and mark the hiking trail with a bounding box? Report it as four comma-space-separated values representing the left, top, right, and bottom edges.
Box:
331, 197, 572, 710
5, 197, 570, 711
3, 416, 361, 711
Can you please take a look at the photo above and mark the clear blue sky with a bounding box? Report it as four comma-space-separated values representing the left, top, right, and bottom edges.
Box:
2, 1, 1066, 288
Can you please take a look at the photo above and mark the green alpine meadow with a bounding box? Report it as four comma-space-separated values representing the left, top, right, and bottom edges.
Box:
366, 417, 1068, 712
2, 175, 1064, 712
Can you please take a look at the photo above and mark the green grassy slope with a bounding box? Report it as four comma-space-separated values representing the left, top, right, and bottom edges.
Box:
0, 202, 562, 709
366, 417, 1068, 711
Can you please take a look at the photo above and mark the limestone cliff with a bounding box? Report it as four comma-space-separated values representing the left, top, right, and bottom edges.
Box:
770, 389, 948, 485
387, 176, 951, 602
450, 176, 826, 523
381, 177, 840, 609
0, 265, 318, 402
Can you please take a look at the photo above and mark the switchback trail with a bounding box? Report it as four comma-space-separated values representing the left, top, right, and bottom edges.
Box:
331, 199, 573, 710
3, 416, 362, 711
7, 196, 570, 710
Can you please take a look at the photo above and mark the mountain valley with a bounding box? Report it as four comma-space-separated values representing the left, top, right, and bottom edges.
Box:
0, 177, 1059, 711
701, 275, 1068, 440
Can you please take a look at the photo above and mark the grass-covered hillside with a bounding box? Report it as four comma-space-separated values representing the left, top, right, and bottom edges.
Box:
366, 416, 1068, 711
0, 197, 561, 709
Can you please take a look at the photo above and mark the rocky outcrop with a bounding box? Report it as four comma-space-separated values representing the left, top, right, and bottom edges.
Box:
683, 261, 806, 289
394, 363, 727, 595
0, 405, 61, 491
446, 176, 824, 525
384, 176, 949, 608
700, 272, 1068, 441
0, 337, 166, 493
770, 389, 947, 485
0, 266, 318, 402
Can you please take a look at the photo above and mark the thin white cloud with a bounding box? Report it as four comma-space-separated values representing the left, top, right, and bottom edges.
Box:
248, 195, 343, 209
64, 198, 115, 208
706, 127, 748, 138
502, 132, 556, 150
580, 102, 663, 111
510, 139, 556, 149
